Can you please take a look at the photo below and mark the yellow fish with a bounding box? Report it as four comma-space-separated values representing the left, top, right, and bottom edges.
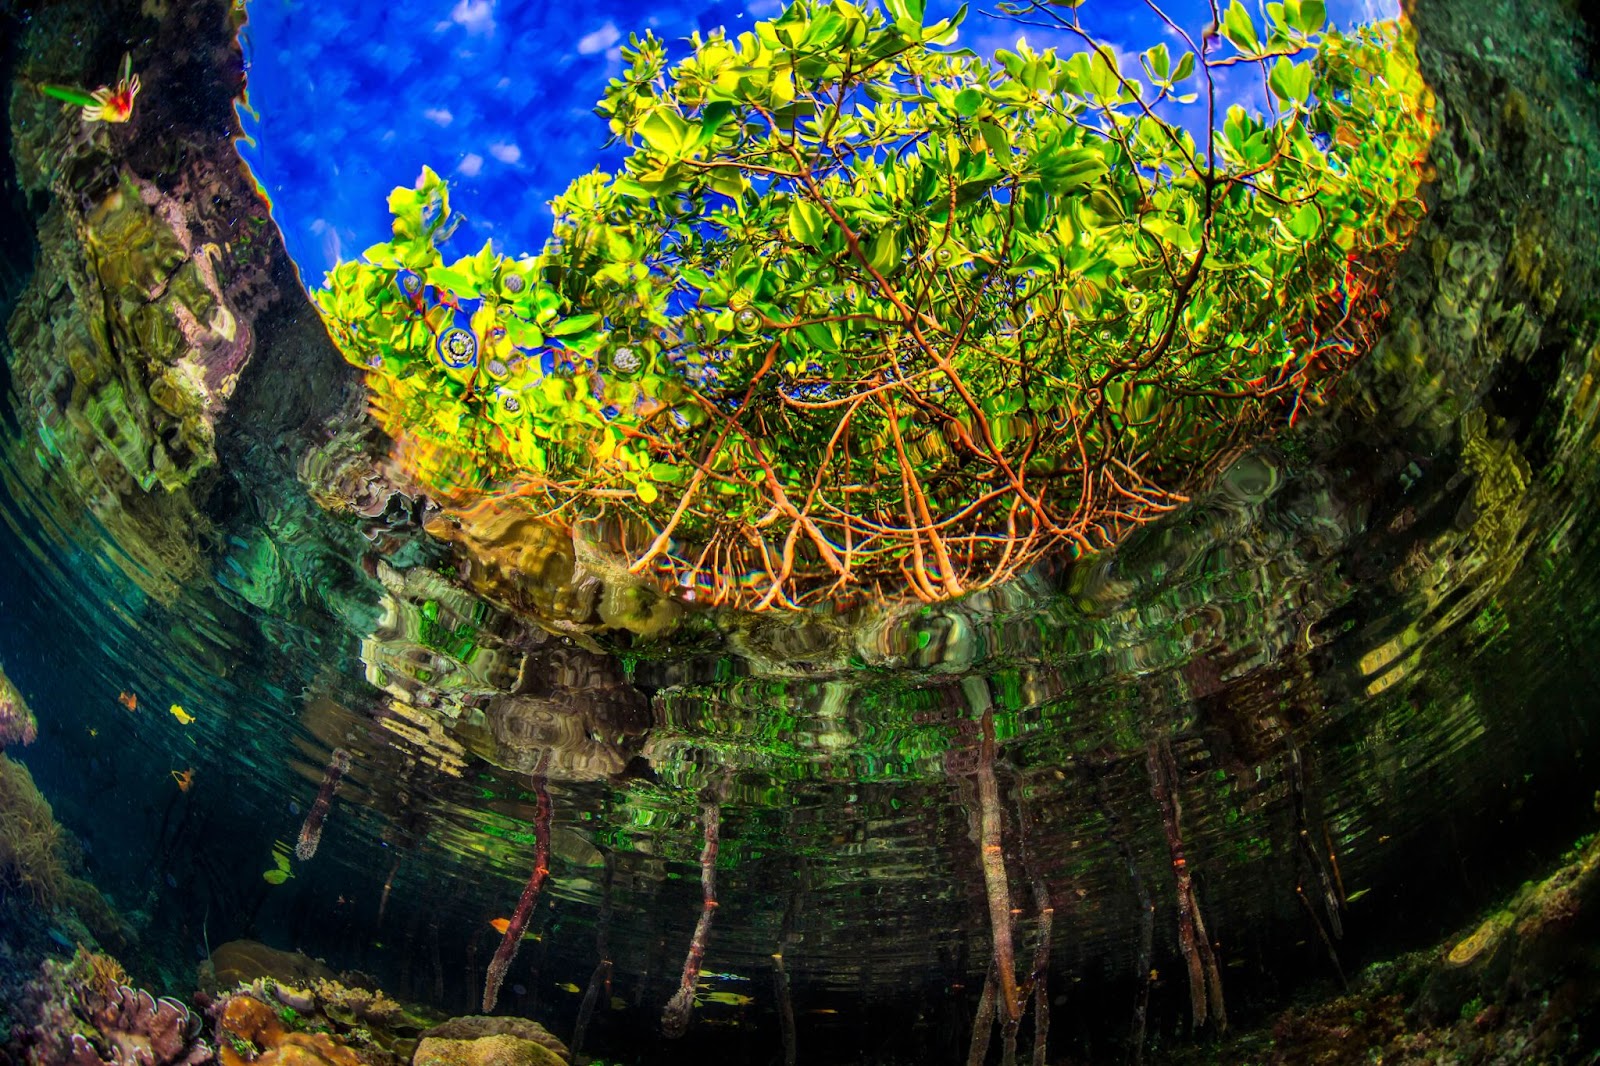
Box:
698, 991, 755, 1007
554, 982, 582, 994
169, 704, 195, 725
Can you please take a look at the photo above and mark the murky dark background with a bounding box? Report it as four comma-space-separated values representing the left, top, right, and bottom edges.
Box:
1, 0, 1599, 1063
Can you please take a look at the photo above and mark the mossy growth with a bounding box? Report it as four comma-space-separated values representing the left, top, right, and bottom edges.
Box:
0, 753, 66, 906
0, 754, 125, 947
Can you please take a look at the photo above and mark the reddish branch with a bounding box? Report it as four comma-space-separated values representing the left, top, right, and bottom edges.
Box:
295, 748, 351, 861
482, 768, 553, 1013
662, 800, 721, 1038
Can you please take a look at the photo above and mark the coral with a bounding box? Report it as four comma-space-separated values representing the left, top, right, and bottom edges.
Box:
0, 753, 66, 906
255, 1034, 359, 1066
9, 947, 211, 1066
210, 996, 362, 1066
207, 980, 436, 1066
212, 993, 287, 1058
306, 980, 403, 1029
0, 667, 38, 749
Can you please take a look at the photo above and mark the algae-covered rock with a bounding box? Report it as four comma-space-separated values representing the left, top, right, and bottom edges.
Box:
3, 0, 288, 605
423, 501, 596, 631
208, 939, 338, 990
414, 1017, 567, 1066
411, 1033, 564, 1066
0, 665, 37, 748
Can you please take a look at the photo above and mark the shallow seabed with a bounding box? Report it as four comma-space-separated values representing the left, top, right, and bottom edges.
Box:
1, 0, 1600, 1064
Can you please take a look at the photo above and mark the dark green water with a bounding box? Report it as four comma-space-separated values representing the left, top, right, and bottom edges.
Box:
1, 0, 1599, 1063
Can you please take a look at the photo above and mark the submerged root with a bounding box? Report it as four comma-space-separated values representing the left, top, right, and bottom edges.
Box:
1148, 738, 1227, 1033
662, 799, 720, 1039
482, 763, 552, 1012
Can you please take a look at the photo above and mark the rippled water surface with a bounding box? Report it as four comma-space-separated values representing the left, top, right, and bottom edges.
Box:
1, 0, 1599, 1063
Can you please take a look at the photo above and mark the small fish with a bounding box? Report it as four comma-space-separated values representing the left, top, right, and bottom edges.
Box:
697, 991, 754, 1007
1345, 887, 1370, 903
169, 704, 194, 725
807, 1008, 840, 1016
554, 982, 582, 994
170, 768, 194, 792
486, 918, 537, 940
610, 996, 628, 1011
118, 691, 138, 712
87, 727, 98, 738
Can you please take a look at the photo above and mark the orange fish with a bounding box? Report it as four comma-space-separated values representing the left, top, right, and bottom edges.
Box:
118, 691, 137, 712
489, 918, 511, 935
170, 768, 194, 792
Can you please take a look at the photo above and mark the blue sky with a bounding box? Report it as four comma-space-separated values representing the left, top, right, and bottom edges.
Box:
236, 0, 1396, 286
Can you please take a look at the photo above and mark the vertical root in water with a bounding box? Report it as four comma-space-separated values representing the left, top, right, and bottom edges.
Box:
572, 854, 615, 1064
377, 854, 401, 928
662, 800, 720, 1039
773, 877, 802, 1066
1028, 881, 1054, 1066
976, 708, 1022, 1022
1001, 1011, 1019, 1066
1147, 739, 1227, 1033
967, 964, 998, 1066
1091, 769, 1153, 1065
482, 765, 552, 1013
1286, 742, 1347, 987
1009, 765, 1055, 1066
295, 748, 351, 861
773, 952, 797, 1066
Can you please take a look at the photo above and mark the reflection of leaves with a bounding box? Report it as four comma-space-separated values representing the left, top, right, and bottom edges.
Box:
263, 841, 293, 884
312, 0, 1437, 606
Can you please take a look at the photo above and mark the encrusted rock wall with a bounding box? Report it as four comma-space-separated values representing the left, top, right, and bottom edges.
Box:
3, 0, 286, 600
